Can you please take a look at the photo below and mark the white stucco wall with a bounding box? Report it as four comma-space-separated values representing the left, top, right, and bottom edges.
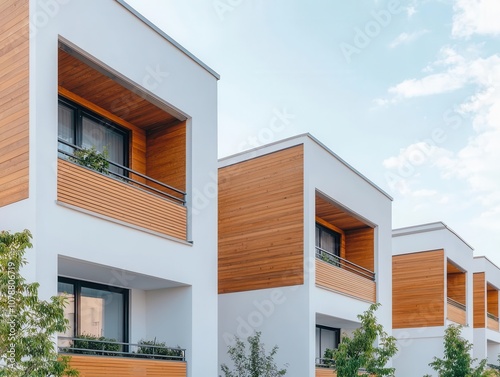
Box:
0, 1, 220, 376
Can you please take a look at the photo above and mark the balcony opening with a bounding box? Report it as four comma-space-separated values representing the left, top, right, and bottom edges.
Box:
314, 314, 369, 376
57, 257, 189, 375
315, 325, 340, 368
446, 260, 466, 325
57, 277, 129, 351
487, 283, 499, 330
57, 45, 188, 240
315, 193, 375, 281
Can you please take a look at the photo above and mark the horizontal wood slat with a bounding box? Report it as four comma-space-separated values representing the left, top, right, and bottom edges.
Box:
488, 317, 499, 331
473, 272, 486, 328
315, 369, 372, 377
487, 286, 499, 317
57, 159, 186, 240
67, 355, 186, 377
392, 250, 445, 329
316, 260, 376, 302
447, 271, 466, 305
146, 121, 186, 195
447, 303, 466, 325
0, 0, 29, 208
218, 145, 304, 294
345, 227, 374, 273
316, 368, 335, 377
58, 50, 178, 129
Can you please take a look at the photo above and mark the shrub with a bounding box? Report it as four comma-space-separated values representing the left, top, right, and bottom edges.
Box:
70, 146, 109, 174
71, 334, 120, 356
136, 339, 183, 360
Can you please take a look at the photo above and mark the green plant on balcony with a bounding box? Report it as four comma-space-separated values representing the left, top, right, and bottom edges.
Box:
322, 348, 335, 368
71, 334, 120, 356
70, 146, 109, 174
136, 338, 183, 360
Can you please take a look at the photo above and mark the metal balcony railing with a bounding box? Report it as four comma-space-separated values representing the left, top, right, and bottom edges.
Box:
488, 312, 499, 321
58, 336, 185, 361
58, 139, 186, 206
447, 297, 466, 311
315, 357, 370, 374
315, 247, 376, 281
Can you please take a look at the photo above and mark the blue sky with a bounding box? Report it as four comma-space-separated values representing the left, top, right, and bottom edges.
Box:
126, 0, 500, 265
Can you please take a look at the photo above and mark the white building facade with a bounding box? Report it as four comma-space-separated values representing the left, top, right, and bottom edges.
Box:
0, 1, 219, 376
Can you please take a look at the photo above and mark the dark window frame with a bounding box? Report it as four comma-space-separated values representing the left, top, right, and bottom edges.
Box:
316, 324, 341, 357
58, 277, 129, 344
316, 222, 341, 257
58, 96, 130, 170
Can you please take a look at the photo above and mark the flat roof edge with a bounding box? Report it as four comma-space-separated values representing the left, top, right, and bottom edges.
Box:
115, 0, 220, 80
393, 221, 474, 251
218, 133, 393, 201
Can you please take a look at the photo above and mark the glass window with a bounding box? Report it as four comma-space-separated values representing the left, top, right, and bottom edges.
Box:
57, 98, 129, 176
316, 223, 341, 256
316, 325, 340, 361
57, 278, 128, 343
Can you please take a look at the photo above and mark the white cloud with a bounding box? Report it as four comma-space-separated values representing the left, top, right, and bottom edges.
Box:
406, 6, 417, 18
384, 51, 500, 239
388, 72, 467, 98
452, 0, 500, 38
389, 29, 429, 49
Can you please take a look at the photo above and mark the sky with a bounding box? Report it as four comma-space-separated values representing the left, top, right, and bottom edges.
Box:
125, 0, 500, 265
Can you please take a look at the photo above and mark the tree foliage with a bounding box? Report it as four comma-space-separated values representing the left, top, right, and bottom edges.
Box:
424, 324, 488, 377
0, 229, 79, 377
332, 303, 397, 377
221, 331, 288, 377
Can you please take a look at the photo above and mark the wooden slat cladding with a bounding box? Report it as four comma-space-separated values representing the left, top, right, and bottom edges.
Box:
447, 303, 466, 325
316, 369, 336, 377
488, 317, 499, 331
316, 259, 376, 302
58, 50, 178, 129
315, 195, 366, 231
218, 146, 304, 294
57, 159, 187, 240
487, 285, 499, 317
146, 121, 186, 196
473, 272, 486, 328
0, 0, 29, 207
447, 272, 466, 305
315, 369, 373, 377
392, 250, 445, 329
67, 355, 186, 377
345, 227, 374, 272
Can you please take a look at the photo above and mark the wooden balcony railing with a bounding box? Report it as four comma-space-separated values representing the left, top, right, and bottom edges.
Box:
58, 337, 187, 377
315, 249, 376, 302
57, 143, 188, 240
488, 312, 499, 331
447, 297, 466, 325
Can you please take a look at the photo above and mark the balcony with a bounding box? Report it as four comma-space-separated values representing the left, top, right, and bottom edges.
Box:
316, 247, 376, 302
57, 46, 188, 241
58, 337, 187, 377
315, 359, 372, 377
488, 313, 500, 331
447, 297, 466, 325
57, 140, 187, 240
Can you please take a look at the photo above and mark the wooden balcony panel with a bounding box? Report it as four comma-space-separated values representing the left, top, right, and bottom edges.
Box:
315, 259, 376, 302
67, 354, 186, 377
57, 159, 187, 240
488, 316, 499, 331
315, 368, 373, 377
447, 302, 466, 325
